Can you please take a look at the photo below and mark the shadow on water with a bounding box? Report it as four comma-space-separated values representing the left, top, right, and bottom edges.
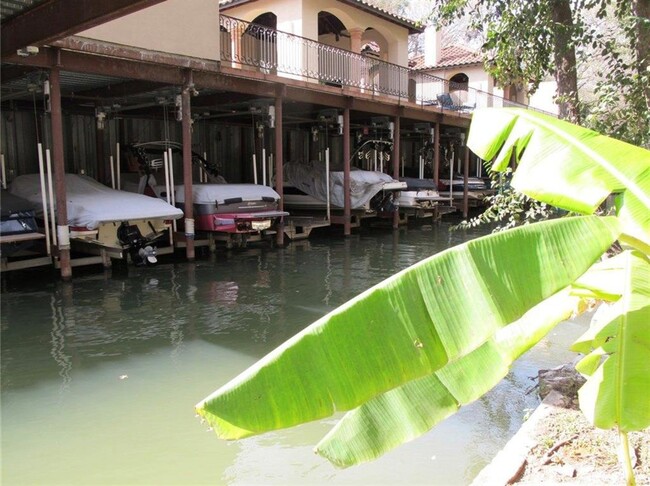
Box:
2, 224, 478, 391
1, 221, 584, 485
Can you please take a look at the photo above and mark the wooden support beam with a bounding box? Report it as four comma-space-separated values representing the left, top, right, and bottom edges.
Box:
343, 106, 351, 236
2, 0, 165, 58
392, 114, 401, 229
76, 80, 167, 100
49, 65, 72, 279
463, 142, 470, 219
182, 71, 195, 261
274, 90, 285, 247
434, 122, 440, 186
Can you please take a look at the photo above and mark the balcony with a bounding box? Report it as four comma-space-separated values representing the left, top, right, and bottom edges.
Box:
219, 14, 537, 114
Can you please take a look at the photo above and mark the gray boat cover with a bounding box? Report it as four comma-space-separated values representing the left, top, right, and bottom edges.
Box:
9, 174, 183, 229
284, 161, 401, 209
155, 183, 281, 205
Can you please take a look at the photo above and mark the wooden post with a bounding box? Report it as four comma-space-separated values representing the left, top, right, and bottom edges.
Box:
463, 142, 470, 219
182, 72, 195, 261
392, 115, 401, 229
50, 65, 71, 279
343, 107, 351, 236
274, 93, 284, 246
433, 121, 440, 187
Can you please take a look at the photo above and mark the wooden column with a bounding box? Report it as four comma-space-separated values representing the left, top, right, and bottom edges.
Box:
463, 140, 470, 219
182, 72, 195, 261
392, 115, 401, 229
274, 93, 284, 246
433, 121, 440, 187
50, 65, 71, 279
343, 107, 351, 236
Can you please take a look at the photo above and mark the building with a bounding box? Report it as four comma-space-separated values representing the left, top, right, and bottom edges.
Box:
1, 0, 535, 278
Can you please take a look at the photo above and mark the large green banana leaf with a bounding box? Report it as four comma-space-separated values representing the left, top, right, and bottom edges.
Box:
315, 289, 582, 467
467, 108, 650, 248
571, 250, 650, 432
196, 216, 619, 440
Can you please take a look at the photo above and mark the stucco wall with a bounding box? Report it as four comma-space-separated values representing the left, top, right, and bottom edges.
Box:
223, 0, 411, 66
79, 0, 220, 61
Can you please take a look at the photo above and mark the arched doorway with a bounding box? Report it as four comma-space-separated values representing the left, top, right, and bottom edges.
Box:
318, 11, 348, 48
317, 11, 349, 85
243, 12, 277, 73
449, 72, 469, 104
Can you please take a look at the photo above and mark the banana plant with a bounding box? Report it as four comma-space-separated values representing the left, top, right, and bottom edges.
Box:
196, 108, 650, 484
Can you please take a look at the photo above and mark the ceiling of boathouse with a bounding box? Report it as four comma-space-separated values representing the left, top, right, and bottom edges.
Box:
0, 0, 44, 22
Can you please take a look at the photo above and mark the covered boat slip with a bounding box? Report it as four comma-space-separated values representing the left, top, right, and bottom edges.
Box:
0, 190, 50, 271
0, 1, 490, 278
7, 173, 183, 268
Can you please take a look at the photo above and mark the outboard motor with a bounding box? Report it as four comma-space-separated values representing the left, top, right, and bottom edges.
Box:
117, 222, 157, 266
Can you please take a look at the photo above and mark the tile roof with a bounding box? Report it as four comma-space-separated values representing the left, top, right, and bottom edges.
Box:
219, 0, 423, 34
410, 45, 483, 70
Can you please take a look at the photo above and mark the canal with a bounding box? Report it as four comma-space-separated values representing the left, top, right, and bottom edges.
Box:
1, 223, 585, 485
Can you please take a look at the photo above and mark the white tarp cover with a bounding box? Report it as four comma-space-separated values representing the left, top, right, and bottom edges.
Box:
9, 174, 183, 229
284, 161, 400, 209
155, 183, 281, 204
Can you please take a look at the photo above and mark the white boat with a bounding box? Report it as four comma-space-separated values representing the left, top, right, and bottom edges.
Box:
396, 177, 445, 210
283, 161, 406, 212
9, 173, 183, 265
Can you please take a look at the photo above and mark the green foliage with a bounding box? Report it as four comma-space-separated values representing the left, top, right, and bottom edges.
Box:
452, 168, 558, 233
197, 109, 650, 483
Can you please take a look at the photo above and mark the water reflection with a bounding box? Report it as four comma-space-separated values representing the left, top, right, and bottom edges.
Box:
1, 223, 585, 485
49, 294, 73, 393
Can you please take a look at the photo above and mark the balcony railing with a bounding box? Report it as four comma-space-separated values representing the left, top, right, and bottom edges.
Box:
220, 14, 546, 114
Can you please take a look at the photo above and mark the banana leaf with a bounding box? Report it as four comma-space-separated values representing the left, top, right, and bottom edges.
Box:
571, 250, 650, 432
196, 216, 619, 440
316, 289, 582, 467
467, 108, 650, 248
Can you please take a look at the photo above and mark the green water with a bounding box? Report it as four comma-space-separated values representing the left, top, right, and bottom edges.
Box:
1, 224, 585, 485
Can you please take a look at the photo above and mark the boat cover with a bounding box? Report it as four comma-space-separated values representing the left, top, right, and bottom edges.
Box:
9, 174, 183, 230
1, 190, 35, 218
399, 177, 439, 191
155, 183, 281, 205
284, 161, 402, 209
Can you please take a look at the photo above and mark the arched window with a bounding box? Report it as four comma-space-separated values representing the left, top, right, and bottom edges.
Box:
449, 73, 469, 91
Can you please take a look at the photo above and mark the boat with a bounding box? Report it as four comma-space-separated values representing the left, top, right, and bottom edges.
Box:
155, 183, 287, 235
438, 177, 494, 204
283, 161, 407, 212
396, 177, 445, 210
9, 173, 183, 265
124, 142, 288, 237
0, 190, 43, 258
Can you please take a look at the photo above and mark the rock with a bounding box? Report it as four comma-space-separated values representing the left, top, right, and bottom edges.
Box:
537, 363, 585, 401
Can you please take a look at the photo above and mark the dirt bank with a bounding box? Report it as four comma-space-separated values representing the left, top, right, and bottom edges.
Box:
472, 370, 650, 485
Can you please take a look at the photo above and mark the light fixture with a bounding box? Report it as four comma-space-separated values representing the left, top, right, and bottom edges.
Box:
16, 46, 39, 57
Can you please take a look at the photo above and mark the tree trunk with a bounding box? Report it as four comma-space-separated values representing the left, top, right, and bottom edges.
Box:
551, 0, 580, 123
635, 0, 650, 111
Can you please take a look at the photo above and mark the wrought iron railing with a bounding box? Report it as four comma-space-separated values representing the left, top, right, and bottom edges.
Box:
219, 14, 547, 114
